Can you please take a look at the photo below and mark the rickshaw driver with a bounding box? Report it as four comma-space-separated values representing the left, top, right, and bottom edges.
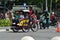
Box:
31, 13, 37, 20
29, 6, 37, 21
29, 6, 33, 16
30, 11, 37, 21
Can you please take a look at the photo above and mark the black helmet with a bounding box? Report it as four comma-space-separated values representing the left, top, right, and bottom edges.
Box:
44, 10, 48, 13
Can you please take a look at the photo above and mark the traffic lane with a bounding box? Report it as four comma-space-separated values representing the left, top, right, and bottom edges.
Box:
0, 29, 60, 40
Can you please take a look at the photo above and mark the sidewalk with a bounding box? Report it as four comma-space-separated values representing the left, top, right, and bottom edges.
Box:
0, 27, 11, 32
0, 27, 10, 29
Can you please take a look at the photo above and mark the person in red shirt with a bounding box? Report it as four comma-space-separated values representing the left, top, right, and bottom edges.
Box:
29, 7, 33, 16
50, 12, 55, 21
29, 6, 37, 21
30, 11, 37, 21
31, 13, 37, 20
50, 12, 56, 26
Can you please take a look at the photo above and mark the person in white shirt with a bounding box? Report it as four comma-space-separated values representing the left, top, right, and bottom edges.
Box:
19, 11, 24, 20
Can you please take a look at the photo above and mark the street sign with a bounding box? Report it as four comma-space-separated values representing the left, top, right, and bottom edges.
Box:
23, 3, 26, 7
23, 3, 27, 9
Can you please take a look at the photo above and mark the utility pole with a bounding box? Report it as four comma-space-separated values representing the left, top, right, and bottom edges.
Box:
50, 0, 52, 13
4, 0, 6, 13
46, 0, 48, 11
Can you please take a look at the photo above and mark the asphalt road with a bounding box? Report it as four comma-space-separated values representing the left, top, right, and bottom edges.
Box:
0, 27, 60, 40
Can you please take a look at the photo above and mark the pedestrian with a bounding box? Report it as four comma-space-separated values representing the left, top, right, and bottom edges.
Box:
0, 12, 4, 19
5, 11, 9, 20
5, 10, 13, 20
8, 11, 12, 19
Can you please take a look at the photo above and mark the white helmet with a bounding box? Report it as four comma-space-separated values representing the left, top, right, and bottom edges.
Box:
12, 17, 15, 19
52, 12, 54, 14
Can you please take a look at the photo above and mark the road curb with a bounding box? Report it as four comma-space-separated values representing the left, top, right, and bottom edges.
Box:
0, 29, 12, 32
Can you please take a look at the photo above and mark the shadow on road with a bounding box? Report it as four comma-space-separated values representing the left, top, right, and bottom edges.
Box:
7, 31, 28, 33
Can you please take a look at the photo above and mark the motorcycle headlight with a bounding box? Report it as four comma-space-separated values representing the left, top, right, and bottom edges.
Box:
13, 23, 16, 24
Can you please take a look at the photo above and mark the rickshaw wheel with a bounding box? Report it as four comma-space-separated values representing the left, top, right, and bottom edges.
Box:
31, 24, 38, 32
22, 26, 30, 32
12, 28, 19, 32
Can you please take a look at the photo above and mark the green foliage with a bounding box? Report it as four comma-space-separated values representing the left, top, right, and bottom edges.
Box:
0, 19, 12, 27
55, 0, 59, 3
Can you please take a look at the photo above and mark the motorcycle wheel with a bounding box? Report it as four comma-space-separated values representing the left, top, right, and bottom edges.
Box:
40, 23, 43, 29
22, 26, 30, 32
31, 24, 38, 32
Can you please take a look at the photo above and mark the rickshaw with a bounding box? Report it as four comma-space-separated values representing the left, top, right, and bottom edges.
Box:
11, 10, 39, 32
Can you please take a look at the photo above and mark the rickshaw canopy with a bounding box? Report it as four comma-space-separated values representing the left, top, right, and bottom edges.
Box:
22, 10, 30, 12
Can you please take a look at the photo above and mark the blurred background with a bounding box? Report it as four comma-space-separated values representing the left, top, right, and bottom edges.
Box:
0, 0, 60, 27
0, 0, 60, 16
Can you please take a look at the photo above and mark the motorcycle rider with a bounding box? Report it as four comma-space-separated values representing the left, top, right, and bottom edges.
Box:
30, 11, 37, 21
39, 13, 45, 29
43, 10, 50, 29
29, 6, 33, 16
